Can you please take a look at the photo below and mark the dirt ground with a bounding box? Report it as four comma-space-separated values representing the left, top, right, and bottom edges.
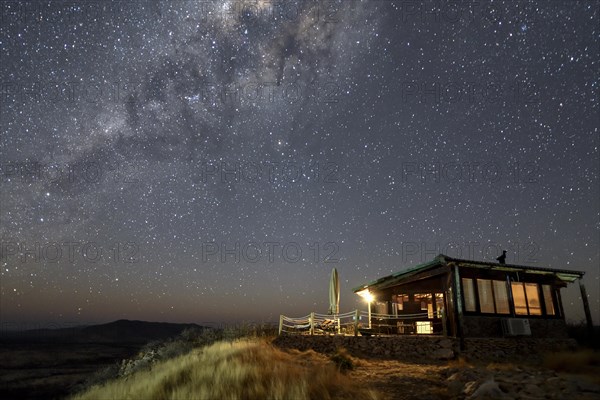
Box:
345, 354, 600, 400
348, 358, 450, 400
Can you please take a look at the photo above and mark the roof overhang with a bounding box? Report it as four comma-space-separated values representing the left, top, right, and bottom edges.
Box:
352, 256, 447, 293
444, 256, 585, 283
353, 254, 585, 294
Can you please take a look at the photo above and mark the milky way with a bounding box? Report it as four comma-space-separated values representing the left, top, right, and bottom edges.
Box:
0, 1, 598, 327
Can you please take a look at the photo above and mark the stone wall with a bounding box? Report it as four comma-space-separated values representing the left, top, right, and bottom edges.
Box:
273, 334, 578, 362
273, 335, 458, 361
462, 316, 569, 338
462, 337, 578, 362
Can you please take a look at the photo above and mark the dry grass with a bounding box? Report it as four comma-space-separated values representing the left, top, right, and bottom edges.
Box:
445, 355, 470, 369
71, 339, 380, 400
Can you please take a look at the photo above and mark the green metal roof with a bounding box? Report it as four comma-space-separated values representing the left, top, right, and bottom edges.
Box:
353, 254, 585, 293
352, 256, 444, 293
442, 255, 585, 282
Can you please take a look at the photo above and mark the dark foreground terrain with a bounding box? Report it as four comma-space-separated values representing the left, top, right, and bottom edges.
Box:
0, 320, 202, 399
0, 342, 140, 399
2, 322, 599, 400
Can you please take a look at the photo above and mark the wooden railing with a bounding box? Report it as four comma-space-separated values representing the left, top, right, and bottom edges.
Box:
278, 310, 441, 336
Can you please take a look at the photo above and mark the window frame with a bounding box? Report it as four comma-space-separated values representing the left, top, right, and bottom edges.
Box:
460, 273, 559, 318
463, 277, 511, 315
524, 283, 542, 316
511, 282, 545, 316
542, 284, 556, 316
392, 294, 409, 312
476, 278, 496, 314
511, 281, 529, 315
458, 267, 562, 318
492, 280, 511, 314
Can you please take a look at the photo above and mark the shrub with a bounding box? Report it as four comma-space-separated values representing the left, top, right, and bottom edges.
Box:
155, 339, 190, 360
329, 347, 354, 372
73, 363, 120, 393
543, 349, 600, 374
567, 322, 600, 349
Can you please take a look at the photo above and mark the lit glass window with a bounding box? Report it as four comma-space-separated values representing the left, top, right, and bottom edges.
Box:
477, 279, 495, 313
462, 278, 476, 312
414, 293, 432, 311
393, 294, 409, 312
493, 280, 510, 314
525, 283, 542, 315
511, 282, 528, 315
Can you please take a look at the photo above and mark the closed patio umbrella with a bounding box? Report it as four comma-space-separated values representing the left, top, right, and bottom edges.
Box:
328, 268, 340, 333
328, 267, 339, 315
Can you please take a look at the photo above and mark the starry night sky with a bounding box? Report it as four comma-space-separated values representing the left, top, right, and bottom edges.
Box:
0, 1, 598, 328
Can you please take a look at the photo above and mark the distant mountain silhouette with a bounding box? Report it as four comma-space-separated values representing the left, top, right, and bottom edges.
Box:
80, 319, 202, 342
1, 319, 204, 344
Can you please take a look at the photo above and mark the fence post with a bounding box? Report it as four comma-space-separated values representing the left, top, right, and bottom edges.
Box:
354, 309, 359, 336
278, 315, 283, 335
310, 312, 315, 336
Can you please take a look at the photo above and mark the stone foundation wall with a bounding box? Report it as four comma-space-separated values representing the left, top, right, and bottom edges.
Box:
462, 337, 578, 362
462, 316, 569, 338
273, 334, 578, 362
273, 335, 458, 361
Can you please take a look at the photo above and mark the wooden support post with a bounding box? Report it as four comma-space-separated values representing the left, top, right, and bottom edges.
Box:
451, 264, 465, 350
309, 312, 315, 336
442, 308, 447, 337
579, 279, 594, 333
278, 315, 283, 335
354, 309, 360, 336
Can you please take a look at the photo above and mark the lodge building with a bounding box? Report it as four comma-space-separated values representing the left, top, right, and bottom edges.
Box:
353, 254, 591, 338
